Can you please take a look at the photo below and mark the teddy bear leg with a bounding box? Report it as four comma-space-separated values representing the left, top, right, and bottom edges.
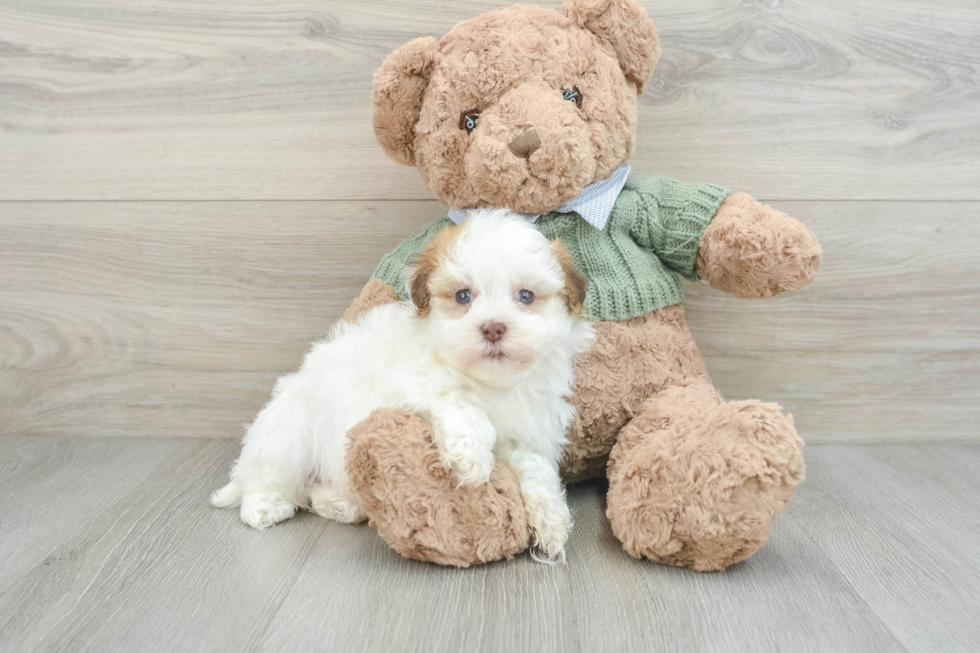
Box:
606, 381, 805, 571
344, 408, 529, 567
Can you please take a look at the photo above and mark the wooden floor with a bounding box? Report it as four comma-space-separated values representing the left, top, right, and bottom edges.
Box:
0, 437, 977, 653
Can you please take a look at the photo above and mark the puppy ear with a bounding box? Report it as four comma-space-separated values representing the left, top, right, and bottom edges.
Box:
372, 37, 439, 167
552, 240, 588, 315
562, 0, 660, 94
408, 243, 438, 317
408, 222, 466, 316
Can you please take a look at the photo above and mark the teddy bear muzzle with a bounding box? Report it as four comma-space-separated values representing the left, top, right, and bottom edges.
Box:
464, 82, 598, 214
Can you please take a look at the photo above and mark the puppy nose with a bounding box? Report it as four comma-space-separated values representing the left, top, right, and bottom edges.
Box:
481, 321, 507, 343
508, 129, 541, 159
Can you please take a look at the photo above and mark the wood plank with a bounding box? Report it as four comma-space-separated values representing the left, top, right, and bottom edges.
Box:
684, 200, 980, 443
0, 0, 978, 200
790, 444, 980, 652
0, 200, 432, 438
0, 438, 331, 653
911, 445, 980, 514
2, 200, 978, 443
565, 482, 903, 653
257, 515, 580, 653
0, 436, 204, 593
10, 437, 968, 653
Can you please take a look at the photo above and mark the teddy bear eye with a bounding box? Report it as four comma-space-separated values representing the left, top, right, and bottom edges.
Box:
456, 289, 473, 304
562, 86, 582, 108
517, 289, 534, 305
459, 110, 480, 133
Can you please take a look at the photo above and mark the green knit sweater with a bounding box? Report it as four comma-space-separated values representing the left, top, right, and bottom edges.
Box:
372, 176, 731, 321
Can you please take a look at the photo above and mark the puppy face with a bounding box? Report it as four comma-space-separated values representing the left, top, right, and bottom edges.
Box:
409, 210, 587, 386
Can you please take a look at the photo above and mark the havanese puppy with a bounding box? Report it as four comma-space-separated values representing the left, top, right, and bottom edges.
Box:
212, 209, 595, 561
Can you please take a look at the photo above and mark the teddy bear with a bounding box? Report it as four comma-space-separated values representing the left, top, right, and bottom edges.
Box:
338, 0, 821, 571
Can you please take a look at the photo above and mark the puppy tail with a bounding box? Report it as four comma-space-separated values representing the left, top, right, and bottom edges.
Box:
211, 480, 243, 508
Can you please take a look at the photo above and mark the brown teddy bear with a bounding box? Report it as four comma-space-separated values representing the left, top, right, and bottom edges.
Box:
340, 0, 821, 571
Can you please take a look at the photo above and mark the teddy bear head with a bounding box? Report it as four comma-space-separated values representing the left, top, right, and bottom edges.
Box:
372, 0, 660, 214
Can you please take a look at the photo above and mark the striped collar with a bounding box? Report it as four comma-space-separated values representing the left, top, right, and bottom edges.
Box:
447, 165, 631, 230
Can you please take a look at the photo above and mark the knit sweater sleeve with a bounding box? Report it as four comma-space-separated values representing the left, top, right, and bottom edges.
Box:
625, 176, 731, 280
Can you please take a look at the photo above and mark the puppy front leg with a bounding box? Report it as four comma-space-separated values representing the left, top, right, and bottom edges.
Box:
504, 449, 572, 563
426, 398, 496, 487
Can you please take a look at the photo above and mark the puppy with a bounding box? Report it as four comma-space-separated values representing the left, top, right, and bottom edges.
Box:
212, 209, 595, 561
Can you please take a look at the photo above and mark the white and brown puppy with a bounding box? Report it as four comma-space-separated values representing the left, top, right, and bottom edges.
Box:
212, 209, 594, 561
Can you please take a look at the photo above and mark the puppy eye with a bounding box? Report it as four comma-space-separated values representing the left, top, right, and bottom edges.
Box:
517, 289, 534, 305
562, 86, 582, 108
455, 289, 473, 304
459, 110, 480, 133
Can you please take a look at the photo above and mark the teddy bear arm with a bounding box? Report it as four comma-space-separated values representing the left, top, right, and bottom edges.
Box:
695, 193, 822, 299
344, 407, 529, 567
342, 279, 400, 324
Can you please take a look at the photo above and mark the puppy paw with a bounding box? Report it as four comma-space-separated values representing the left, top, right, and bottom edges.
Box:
240, 491, 296, 529
308, 484, 367, 524
443, 446, 495, 487
433, 410, 496, 487
526, 497, 572, 564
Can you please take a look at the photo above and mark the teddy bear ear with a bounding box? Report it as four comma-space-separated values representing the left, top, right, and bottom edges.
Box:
562, 0, 660, 94
372, 37, 439, 167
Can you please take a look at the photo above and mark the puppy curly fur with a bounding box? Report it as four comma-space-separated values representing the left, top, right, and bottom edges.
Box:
214, 210, 594, 562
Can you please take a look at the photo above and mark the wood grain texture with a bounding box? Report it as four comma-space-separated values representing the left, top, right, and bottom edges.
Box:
0, 438, 332, 653
0, 436, 205, 592
684, 200, 980, 443
1, 437, 979, 652
790, 444, 980, 652
564, 482, 903, 653
258, 522, 580, 653
0, 201, 431, 438
2, 200, 977, 443
0, 0, 978, 200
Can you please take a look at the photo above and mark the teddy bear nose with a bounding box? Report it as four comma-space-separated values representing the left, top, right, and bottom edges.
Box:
481, 321, 507, 343
508, 129, 541, 159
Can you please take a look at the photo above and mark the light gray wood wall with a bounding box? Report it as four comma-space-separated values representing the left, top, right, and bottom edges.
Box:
2, 0, 978, 201
1, 0, 978, 442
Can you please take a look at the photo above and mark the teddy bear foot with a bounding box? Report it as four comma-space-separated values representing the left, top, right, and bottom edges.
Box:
344, 408, 529, 567
606, 398, 805, 571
